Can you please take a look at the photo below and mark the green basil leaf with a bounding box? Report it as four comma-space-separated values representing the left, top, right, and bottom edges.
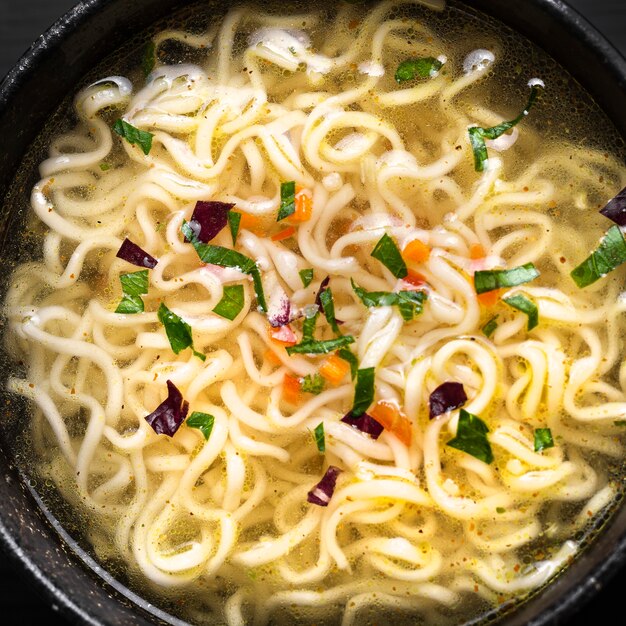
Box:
142, 41, 156, 77
482, 315, 499, 338
469, 84, 542, 172
115, 294, 144, 314
396, 290, 427, 321
503, 294, 538, 330
395, 56, 443, 83
352, 367, 375, 417
313, 422, 325, 453
469, 127, 489, 172
120, 270, 149, 297
351, 279, 426, 320
277, 181, 296, 221
158, 302, 204, 360
571, 225, 626, 288
212, 285, 245, 321
302, 373, 325, 395
228, 211, 241, 246
186, 411, 215, 440
338, 348, 358, 380
182, 221, 266, 312
299, 268, 314, 288
446, 408, 494, 464
113, 119, 154, 155
115, 270, 149, 314
371, 233, 408, 279
302, 310, 319, 342
286, 335, 355, 355
474, 263, 540, 294
351, 279, 398, 307
320, 287, 341, 334
534, 427, 554, 453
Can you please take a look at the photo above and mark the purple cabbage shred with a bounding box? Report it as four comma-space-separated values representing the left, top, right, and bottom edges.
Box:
188, 200, 235, 243
429, 381, 467, 419
144, 379, 189, 436
116, 238, 158, 269
341, 411, 384, 439
307, 465, 342, 507
599, 186, 626, 226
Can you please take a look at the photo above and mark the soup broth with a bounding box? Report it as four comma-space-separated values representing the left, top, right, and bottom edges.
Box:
3, 0, 626, 624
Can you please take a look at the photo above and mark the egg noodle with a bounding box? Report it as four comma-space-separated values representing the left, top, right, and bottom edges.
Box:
4, 0, 626, 623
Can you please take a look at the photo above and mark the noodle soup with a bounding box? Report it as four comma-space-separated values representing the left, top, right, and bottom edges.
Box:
3, 0, 626, 623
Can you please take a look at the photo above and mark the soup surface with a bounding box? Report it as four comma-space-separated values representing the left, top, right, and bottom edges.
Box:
4, 0, 626, 623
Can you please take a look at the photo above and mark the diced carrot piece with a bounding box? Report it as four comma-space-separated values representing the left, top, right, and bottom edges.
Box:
268, 324, 297, 346
271, 226, 296, 242
236, 211, 265, 235
402, 239, 430, 264
287, 188, 313, 224
282, 374, 302, 405
264, 348, 282, 366
476, 286, 501, 308
370, 401, 413, 446
319, 354, 350, 386
470, 243, 486, 260
404, 269, 427, 288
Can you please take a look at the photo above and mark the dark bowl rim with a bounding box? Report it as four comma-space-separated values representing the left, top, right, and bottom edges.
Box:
1, 1, 626, 625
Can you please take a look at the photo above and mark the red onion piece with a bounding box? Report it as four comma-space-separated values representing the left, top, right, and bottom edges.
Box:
341, 411, 384, 439
265, 269, 292, 328
144, 380, 189, 436
429, 382, 467, 419
307, 465, 342, 507
600, 186, 626, 226
187, 201, 235, 243
116, 238, 158, 269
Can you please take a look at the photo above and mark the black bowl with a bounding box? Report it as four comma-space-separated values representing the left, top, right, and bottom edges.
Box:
1, 1, 626, 624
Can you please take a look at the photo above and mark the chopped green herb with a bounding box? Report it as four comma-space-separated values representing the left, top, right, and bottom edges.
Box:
371, 233, 408, 279
496, 507, 506, 514
614, 420, 626, 426
338, 348, 358, 380
313, 422, 325, 452
482, 315, 499, 338
212, 285, 245, 321
142, 41, 156, 77
299, 268, 314, 288
228, 211, 241, 246
99, 162, 111, 171
395, 56, 443, 83
320, 288, 342, 334
446, 409, 494, 464
186, 411, 215, 440
571, 225, 626, 288
503, 294, 538, 330
119, 269, 149, 297
352, 367, 375, 417
474, 263, 540, 294
113, 119, 154, 155
534, 428, 554, 453
302, 373, 325, 395
469, 84, 542, 171
286, 336, 355, 356
302, 310, 319, 342
157, 302, 205, 360
182, 221, 266, 312
115, 270, 148, 314
115, 294, 144, 314
351, 279, 426, 321
277, 181, 296, 221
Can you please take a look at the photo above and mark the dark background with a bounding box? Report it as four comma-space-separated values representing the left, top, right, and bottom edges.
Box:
1, 0, 625, 624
